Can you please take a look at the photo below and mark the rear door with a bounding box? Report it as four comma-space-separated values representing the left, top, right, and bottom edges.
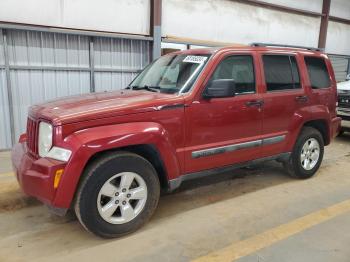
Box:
259, 53, 309, 157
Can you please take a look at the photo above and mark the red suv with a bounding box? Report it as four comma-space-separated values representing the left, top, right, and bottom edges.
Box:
12, 43, 341, 238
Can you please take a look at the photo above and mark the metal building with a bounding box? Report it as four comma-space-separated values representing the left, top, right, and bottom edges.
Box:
0, 0, 350, 150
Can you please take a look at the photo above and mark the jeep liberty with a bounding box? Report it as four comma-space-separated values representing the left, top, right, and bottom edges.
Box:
12, 43, 341, 237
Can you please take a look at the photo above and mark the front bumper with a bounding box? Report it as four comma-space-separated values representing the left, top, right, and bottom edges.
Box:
11, 142, 67, 212
337, 107, 350, 120
337, 107, 350, 131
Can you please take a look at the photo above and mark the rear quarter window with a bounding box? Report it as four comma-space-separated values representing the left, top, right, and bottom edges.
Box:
304, 57, 331, 89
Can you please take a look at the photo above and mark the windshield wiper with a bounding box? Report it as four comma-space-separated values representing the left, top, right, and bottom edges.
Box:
131, 85, 161, 92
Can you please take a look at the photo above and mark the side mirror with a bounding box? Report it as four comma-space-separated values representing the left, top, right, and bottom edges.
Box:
346, 74, 350, 81
203, 79, 236, 99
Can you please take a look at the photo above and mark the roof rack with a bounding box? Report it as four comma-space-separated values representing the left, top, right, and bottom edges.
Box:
250, 42, 324, 52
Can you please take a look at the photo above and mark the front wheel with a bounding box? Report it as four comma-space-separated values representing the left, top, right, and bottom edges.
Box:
74, 152, 160, 238
284, 127, 324, 179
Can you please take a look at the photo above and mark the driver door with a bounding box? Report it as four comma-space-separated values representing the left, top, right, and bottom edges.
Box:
184, 52, 264, 174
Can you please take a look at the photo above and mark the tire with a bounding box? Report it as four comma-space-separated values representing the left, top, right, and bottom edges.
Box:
284, 127, 324, 179
74, 151, 160, 238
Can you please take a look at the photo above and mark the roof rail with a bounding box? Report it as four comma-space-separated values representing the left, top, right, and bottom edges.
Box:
250, 42, 324, 52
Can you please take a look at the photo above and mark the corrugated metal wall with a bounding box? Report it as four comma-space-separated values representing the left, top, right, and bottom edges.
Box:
329, 55, 350, 82
0, 29, 151, 150
94, 38, 150, 92
7, 30, 91, 141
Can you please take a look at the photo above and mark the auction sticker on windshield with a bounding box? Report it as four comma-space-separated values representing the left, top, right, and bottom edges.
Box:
183, 56, 208, 64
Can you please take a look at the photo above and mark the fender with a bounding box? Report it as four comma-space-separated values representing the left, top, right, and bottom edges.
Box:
311, 105, 334, 145
286, 104, 332, 151
284, 107, 312, 151
53, 122, 181, 208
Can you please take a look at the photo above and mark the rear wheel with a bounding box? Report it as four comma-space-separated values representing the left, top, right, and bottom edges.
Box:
74, 152, 160, 238
284, 127, 324, 179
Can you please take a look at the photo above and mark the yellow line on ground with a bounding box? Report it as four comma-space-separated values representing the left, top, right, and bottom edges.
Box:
193, 199, 350, 262
0, 172, 14, 177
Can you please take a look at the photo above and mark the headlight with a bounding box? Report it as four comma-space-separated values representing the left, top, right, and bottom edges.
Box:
38, 121, 72, 162
38, 122, 53, 157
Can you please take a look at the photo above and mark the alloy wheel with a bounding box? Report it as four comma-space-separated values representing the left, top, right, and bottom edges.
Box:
97, 172, 148, 224
300, 138, 320, 171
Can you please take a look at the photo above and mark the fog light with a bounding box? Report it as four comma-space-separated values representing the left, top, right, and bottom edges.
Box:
54, 169, 64, 189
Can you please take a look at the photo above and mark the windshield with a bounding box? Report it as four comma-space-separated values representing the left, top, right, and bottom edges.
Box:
129, 54, 210, 94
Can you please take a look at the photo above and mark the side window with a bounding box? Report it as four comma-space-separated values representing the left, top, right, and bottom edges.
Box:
263, 55, 301, 91
304, 57, 330, 89
211, 55, 255, 95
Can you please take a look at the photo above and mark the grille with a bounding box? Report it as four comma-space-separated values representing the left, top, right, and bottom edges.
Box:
26, 117, 39, 156
338, 96, 350, 109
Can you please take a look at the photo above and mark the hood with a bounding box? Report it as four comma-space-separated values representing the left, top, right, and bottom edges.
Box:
337, 80, 350, 91
29, 90, 183, 125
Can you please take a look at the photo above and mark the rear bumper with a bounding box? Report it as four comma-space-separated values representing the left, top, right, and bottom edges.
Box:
331, 116, 342, 139
11, 142, 67, 214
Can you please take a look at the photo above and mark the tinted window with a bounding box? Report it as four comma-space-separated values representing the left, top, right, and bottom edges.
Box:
263, 55, 301, 91
211, 55, 255, 94
304, 57, 330, 89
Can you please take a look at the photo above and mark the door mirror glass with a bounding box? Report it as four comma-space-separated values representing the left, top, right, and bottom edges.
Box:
346, 74, 350, 81
204, 79, 236, 98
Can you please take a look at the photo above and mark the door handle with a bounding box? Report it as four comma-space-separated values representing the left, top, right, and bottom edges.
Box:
246, 100, 264, 107
295, 95, 308, 103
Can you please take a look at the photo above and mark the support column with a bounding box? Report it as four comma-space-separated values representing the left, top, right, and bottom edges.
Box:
89, 37, 95, 93
2, 29, 15, 145
318, 0, 331, 49
151, 0, 162, 60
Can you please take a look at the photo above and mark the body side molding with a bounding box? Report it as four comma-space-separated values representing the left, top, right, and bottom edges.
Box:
191, 135, 286, 159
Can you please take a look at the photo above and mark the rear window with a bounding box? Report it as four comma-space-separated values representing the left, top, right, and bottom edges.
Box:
263, 55, 300, 91
304, 57, 330, 89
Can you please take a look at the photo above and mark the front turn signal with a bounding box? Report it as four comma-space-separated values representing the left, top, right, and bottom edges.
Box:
54, 169, 64, 189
